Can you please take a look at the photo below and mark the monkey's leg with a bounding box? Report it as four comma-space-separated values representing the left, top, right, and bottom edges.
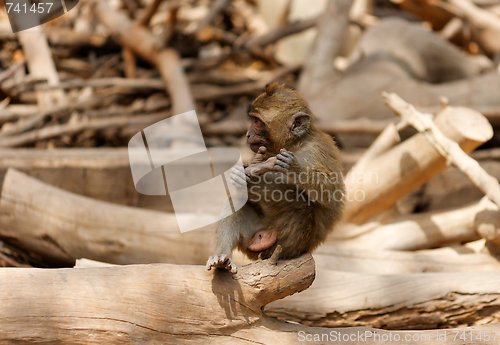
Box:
206, 204, 263, 273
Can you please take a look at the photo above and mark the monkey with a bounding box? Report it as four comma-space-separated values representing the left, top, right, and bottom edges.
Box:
206, 83, 345, 273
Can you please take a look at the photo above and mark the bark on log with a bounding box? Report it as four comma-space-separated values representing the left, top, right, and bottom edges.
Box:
266, 268, 500, 329
0, 169, 214, 266
343, 103, 493, 223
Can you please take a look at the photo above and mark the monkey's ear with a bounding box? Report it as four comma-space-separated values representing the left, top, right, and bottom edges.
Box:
265, 82, 285, 96
290, 111, 310, 137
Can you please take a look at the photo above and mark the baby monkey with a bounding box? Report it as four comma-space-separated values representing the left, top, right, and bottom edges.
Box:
206, 83, 345, 273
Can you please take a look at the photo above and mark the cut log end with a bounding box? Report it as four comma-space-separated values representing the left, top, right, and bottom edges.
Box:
436, 106, 494, 147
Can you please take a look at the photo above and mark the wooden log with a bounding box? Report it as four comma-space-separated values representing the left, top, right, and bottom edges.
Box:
0, 148, 360, 210
343, 103, 493, 223
346, 122, 402, 180
449, 0, 500, 54
420, 160, 500, 211
333, 198, 495, 250
304, 18, 498, 126
0, 255, 316, 344
266, 268, 500, 329
2, 256, 498, 344
16, 26, 66, 110
385, 93, 500, 207
92, 0, 200, 151
0, 148, 168, 210
314, 244, 500, 273
298, 0, 352, 95
0, 169, 214, 266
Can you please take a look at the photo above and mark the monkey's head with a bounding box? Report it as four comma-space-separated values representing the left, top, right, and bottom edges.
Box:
246, 83, 314, 154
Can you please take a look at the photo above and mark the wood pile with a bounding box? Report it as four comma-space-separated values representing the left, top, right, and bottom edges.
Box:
0, 0, 499, 343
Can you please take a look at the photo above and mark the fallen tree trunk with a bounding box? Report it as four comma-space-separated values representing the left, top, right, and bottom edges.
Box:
303, 18, 499, 126
1, 257, 497, 344
0, 169, 214, 266
314, 244, 500, 273
266, 268, 500, 329
332, 198, 495, 250
0, 255, 316, 344
0, 168, 493, 266
0, 148, 360, 210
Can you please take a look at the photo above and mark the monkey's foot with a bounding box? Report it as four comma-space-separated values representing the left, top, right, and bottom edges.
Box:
206, 255, 238, 273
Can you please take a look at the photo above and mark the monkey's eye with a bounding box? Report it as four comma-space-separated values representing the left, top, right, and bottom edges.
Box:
249, 115, 259, 123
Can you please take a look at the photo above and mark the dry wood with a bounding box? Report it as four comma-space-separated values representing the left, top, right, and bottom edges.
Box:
384, 92, 500, 207
0, 148, 359, 210
347, 122, 403, 178
93, 1, 194, 115
16, 27, 66, 111
334, 198, 495, 250
4, 256, 497, 344
304, 18, 497, 125
420, 160, 500, 211
137, 0, 165, 27
267, 268, 500, 329
448, 0, 500, 54
475, 209, 500, 244
343, 101, 493, 223
0, 254, 316, 344
314, 244, 500, 273
0, 113, 167, 148
0, 169, 214, 265
244, 16, 319, 54
298, 0, 352, 95
0, 148, 144, 208
92, 0, 200, 150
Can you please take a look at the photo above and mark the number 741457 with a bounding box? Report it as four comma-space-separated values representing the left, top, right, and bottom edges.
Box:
5, 2, 54, 14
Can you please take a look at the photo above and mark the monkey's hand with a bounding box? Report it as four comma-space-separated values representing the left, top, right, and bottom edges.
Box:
250, 146, 268, 164
229, 165, 249, 188
274, 149, 295, 172
245, 156, 277, 177
206, 254, 238, 273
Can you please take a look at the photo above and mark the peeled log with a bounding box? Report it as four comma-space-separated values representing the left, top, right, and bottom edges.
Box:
333, 198, 495, 250
343, 105, 493, 223
267, 268, 500, 329
314, 244, 500, 273
1, 257, 498, 344
0, 255, 316, 344
0, 169, 214, 266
